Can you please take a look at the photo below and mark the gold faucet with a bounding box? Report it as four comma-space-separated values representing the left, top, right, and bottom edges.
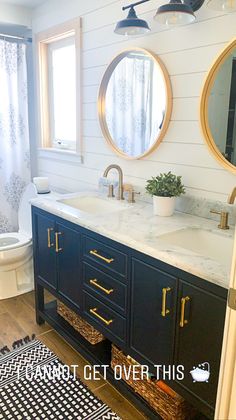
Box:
123, 183, 140, 203
210, 209, 229, 230
228, 187, 236, 204
103, 164, 124, 200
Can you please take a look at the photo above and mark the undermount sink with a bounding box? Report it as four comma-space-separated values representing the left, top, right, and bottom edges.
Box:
58, 196, 129, 215
158, 227, 234, 267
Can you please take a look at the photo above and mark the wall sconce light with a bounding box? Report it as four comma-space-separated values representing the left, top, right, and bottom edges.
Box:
114, 1, 151, 35
115, 0, 236, 34
206, 0, 236, 11
154, 0, 198, 25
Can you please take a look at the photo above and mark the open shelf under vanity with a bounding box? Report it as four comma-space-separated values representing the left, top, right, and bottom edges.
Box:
39, 299, 162, 420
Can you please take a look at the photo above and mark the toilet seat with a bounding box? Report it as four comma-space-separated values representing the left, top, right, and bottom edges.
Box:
0, 183, 37, 253
0, 232, 31, 252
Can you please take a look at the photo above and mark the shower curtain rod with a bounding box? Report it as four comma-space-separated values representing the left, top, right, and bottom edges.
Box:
0, 33, 32, 43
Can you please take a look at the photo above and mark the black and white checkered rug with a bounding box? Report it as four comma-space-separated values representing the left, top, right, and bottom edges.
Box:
0, 339, 121, 420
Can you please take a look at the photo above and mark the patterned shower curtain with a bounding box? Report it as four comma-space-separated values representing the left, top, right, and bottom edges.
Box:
0, 39, 30, 233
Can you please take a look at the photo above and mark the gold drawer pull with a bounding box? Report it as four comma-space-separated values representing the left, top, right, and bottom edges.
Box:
89, 307, 113, 326
55, 232, 63, 253
180, 296, 190, 328
90, 279, 114, 295
89, 249, 114, 264
161, 287, 171, 317
47, 228, 54, 248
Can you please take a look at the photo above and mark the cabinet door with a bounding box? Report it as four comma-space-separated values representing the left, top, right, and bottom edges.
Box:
56, 221, 81, 308
130, 258, 177, 368
33, 211, 57, 289
174, 280, 226, 413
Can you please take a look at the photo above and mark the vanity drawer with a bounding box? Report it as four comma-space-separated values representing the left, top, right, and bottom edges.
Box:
82, 235, 127, 279
82, 263, 127, 314
83, 292, 126, 346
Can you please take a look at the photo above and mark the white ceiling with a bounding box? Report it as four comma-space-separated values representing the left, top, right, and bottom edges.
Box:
0, 0, 45, 8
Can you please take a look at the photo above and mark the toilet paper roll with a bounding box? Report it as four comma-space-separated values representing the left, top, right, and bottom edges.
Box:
33, 177, 50, 194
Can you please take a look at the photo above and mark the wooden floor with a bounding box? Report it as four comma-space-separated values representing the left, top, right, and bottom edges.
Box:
0, 291, 146, 420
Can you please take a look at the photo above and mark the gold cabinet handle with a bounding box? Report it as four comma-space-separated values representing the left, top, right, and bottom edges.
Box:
89, 249, 114, 264
55, 232, 63, 253
89, 279, 114, 295
180, 296, 190, 327
89, 307, 113, 326
47, 228, 54, 248
161, 287, 171, 317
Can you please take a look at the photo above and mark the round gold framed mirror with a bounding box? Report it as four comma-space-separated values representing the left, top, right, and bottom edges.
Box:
201, 38, 236, 174
98, 48, 172, 160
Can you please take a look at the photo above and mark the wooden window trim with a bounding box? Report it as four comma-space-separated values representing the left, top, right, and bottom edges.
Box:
35, 18, 82, 160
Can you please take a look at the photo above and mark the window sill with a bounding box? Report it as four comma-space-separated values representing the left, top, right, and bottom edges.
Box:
38, 148, 83, 164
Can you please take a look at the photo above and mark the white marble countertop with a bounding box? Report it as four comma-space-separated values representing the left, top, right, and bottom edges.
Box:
31, 191, 235, 290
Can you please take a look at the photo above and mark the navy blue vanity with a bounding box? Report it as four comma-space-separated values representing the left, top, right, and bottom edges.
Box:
32, 206, 227, 419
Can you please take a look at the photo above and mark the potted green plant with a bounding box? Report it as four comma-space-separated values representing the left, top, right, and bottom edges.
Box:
146, 172, 185, 216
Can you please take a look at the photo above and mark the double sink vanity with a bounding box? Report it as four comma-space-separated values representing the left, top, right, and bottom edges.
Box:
31, 33, 236, 420
28, 21, 236, 418
32, 168, 233, 419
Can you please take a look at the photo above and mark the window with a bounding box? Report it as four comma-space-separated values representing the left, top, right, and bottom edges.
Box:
36, 19, 81, 155
48, 37, 76, 149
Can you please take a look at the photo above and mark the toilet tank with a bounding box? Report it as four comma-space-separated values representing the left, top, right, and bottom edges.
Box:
18, 183, 38, 237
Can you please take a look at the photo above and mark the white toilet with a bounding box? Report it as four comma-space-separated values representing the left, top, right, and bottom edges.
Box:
0, 183, 38, 299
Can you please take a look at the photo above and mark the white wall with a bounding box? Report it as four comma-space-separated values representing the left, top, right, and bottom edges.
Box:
32, 0, 236, 201
0, 3, 31, 27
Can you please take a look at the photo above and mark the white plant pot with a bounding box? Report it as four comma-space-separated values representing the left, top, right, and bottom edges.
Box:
153, 196, 176, 217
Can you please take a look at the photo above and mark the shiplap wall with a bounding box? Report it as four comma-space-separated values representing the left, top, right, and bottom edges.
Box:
32, 0, 236, 201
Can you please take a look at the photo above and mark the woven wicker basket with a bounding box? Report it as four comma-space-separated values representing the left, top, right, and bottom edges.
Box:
57, 301, 105, 345
111, 345, 196, 420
